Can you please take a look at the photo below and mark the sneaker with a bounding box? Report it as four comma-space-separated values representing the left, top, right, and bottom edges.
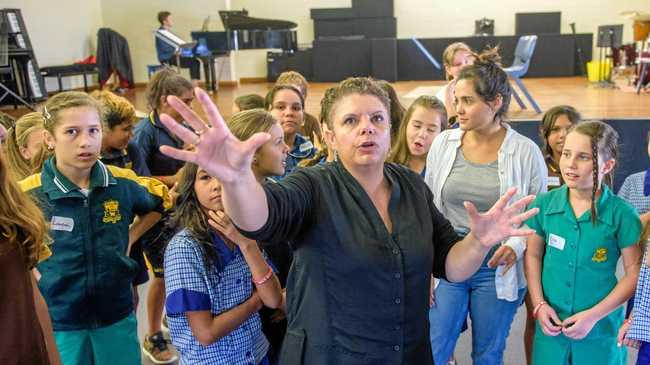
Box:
161, 315, 169, 334
142, 331, 178, 364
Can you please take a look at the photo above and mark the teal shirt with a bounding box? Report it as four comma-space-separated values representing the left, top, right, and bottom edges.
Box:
20, 157, 170, 331
526, 185, 641, 340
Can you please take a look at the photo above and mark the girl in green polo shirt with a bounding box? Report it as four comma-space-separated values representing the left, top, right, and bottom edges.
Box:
19, 91, 171, 365
524, 120, 643, 365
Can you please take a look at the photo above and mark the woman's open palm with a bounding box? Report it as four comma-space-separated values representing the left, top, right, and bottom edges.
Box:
466, 187, 539, 248
158, 87, 270, 183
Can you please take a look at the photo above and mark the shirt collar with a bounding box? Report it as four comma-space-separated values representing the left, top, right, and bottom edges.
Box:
447, 123, 517, 154
209, 231, 239, 271
42, 157, 115, 199
545, 184, 615, 225
149, 111, 164, 129
100, 148, 128, 160
289, 133, 315, 158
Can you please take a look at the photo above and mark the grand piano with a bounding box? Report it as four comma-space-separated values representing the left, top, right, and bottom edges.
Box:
190, 10, 298, 90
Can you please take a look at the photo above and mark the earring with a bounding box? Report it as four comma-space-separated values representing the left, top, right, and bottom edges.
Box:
47, 144, 54, 151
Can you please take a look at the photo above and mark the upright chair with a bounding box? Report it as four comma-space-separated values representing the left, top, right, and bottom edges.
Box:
504, 35, 542, 113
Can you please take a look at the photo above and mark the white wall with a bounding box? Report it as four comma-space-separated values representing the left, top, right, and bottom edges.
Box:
3, 0, 103, 91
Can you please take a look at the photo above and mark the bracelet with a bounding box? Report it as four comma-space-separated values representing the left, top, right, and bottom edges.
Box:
253, 266, 273, 285
532, 301, 547, 319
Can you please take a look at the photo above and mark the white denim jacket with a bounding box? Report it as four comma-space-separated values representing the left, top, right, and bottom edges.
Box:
425, 124, 547, 301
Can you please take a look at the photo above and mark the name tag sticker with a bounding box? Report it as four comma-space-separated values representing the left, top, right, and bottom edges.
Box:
548, 233, 566, 251
299, 141, 314, 153
51, 216, 74, 232
547, 176, 561, 187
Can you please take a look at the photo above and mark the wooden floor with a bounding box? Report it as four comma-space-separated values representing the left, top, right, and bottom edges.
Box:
3, 77, 650, 121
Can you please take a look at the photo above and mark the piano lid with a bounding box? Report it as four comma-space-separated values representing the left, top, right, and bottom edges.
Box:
219, 10, 297, 31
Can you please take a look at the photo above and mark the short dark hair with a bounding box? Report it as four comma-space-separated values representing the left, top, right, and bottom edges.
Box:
264, 84, 305, 111
158, 11, 171, 26
326, 77, 390, 130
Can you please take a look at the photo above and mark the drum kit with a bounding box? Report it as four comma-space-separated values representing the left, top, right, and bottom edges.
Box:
619, 11, 650, 92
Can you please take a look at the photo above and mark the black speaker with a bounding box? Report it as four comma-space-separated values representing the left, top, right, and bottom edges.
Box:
313, 38, 371, 82
371, 38, 397, 82
267, 50, 313, 81
356, 17, 396, 38
287, 49, 313, 79
515, 12, 561, 35
267, 51, 288, 82
310, 8, 355, 20
353, 0, 393, 17
314, 19, 357, 38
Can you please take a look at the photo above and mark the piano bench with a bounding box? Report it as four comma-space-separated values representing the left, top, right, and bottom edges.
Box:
40, 64, 99, 93
147, 65, 166, 79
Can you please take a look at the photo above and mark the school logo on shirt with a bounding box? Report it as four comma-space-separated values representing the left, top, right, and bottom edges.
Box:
592, 248, 608, 263
102, 200, 122, 224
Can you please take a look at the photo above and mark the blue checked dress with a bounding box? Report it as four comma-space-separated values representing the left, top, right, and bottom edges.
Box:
164, 229, 269, 365
629, 244, 650, 344
618, 169, 650, 215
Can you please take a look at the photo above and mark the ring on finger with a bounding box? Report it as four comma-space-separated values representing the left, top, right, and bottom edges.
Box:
193, 134, 202, 146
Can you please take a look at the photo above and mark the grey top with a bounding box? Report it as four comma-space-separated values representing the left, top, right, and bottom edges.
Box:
441, 150, 500, 234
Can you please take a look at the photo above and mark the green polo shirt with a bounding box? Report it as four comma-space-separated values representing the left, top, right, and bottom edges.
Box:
526, 185, 641, 341
19, 157, 171, 330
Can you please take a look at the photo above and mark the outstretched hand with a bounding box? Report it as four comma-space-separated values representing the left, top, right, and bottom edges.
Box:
158, 87, 271, 184
467, 187, 538, 248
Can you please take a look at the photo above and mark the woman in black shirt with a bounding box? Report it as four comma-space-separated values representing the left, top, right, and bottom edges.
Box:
157, 78, 538, 365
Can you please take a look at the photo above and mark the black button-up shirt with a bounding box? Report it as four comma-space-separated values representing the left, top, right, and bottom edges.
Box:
243, 162, 460, 365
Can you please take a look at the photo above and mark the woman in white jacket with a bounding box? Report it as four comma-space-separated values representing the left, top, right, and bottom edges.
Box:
425, 48, 547, 365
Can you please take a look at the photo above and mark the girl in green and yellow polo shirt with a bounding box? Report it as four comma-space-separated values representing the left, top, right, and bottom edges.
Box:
525, 121, 643, 365
19, 91, 171, 365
